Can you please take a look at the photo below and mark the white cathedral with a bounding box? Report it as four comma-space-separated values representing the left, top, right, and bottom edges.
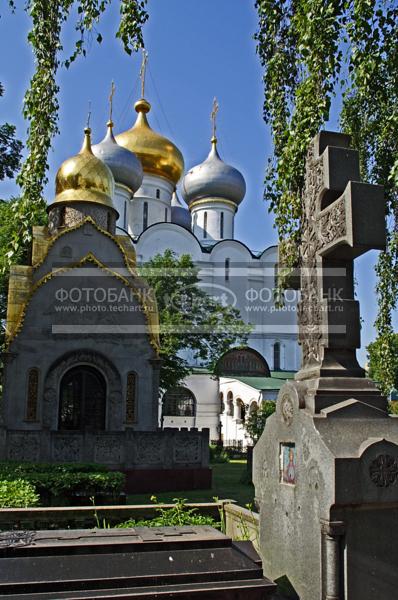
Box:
82, 90, 300, 445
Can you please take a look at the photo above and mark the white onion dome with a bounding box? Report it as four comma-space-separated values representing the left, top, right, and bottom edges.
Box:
92, 120, 143, 194
171, 191, 191, 230
182, 137, 246, 208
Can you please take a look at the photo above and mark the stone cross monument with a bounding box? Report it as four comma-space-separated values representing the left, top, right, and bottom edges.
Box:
253, 132, 398, 600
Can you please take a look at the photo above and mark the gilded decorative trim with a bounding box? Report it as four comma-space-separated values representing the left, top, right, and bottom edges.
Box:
6, 251, 160, 353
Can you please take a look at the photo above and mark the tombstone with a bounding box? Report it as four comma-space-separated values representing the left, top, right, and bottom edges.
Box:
253, 131, 398, 600
0, 526, 276, 599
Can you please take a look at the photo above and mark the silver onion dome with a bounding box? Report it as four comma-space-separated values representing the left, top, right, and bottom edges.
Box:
181, 138, 246, 207
171, 191, 191, 230
93, 121, 143, 194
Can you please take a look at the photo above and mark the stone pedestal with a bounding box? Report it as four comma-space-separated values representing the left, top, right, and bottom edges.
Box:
253, 382, 398, 599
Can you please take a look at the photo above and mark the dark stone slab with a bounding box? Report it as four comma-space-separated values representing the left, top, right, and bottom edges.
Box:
0, 526, 276, 599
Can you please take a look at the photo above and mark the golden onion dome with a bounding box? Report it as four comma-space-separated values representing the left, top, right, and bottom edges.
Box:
52, 127, 115, 210
115, 98, 184, 185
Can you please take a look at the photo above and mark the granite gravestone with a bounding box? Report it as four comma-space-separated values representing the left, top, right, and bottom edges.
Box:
253, 131, 398, 600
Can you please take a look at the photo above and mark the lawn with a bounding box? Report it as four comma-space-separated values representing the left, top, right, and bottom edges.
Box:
127, 460, 254, 507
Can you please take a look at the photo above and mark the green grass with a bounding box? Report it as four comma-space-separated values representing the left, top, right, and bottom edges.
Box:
126, 460, 254, 507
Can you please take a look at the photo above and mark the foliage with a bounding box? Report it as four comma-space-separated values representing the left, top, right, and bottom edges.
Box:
389, 402, 398, 416
0, 462, 124, 504
209, 444, 229, 464
244, 400, 276, 443
139, 250, 251, 391
255, 1, 398, 392
3, 0, 148, 272
0, 83, 23, 182
117, 496, 219, 529
367, 333, 398, 395
0, 478, 40, 508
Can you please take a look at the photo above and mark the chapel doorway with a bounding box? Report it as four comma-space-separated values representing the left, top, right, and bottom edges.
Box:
59, 365, 106, 431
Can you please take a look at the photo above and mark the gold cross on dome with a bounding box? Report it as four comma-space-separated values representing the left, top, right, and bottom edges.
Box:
109, 81, 115, 123
211, 97, 219, 140
86, 101, 92, 129
140, 49, 149, 98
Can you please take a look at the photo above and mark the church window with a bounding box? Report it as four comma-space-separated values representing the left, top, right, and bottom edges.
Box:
193, 213, 198, 233
220, 212, 224, 238
165, 207, 168, 222
203, 212, 208, 238
156, 188, 160, 199
236, 398, 246, 422
26, 368, 39, 421
225, 258, 230, 281
219, 392, 225, 413
227, 391, 233, 416
274, 342, 281, 371
59, 365, 106, 431
143, 202, 148, 230
126, 372, 137, 424
162, 387, 196, 417
123, 201, 127, 229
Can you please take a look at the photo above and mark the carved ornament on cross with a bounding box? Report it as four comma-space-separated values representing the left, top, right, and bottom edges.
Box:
294, 132, 385, 380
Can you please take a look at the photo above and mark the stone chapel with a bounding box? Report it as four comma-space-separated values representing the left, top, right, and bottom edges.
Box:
0, 124, 209, 485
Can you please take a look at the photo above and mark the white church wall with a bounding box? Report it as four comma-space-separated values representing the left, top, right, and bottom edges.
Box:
114, 184, 132, 231
128, 174, 174, 237
162, 373, 220, 440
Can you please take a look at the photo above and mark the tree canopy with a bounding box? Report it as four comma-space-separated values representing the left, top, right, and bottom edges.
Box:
140, 250, 251, 391
0, 84, 23, 184
255, 0, 398, 393
367, 333, 398, 395
244, 400, 276, 444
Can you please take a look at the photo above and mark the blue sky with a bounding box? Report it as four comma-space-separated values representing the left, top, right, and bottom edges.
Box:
0, 0, 395, 363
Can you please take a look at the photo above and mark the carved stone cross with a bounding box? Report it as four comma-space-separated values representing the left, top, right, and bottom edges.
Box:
294, 131, 385, 381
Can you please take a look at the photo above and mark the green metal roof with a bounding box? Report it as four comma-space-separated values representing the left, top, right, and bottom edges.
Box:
231, 372, 295, 391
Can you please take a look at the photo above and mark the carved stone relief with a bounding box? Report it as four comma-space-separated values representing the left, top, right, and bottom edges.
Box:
174, 435, 201, 464
52, 435, 82, 462
7, 433, 40, 461
94, 435, 122, 464
369, 454, 398, 488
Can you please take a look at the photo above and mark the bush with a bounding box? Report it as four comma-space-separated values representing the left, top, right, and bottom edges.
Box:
209, 444, 229, 464
117, 496, 219, 529
0, 462, 125, 506
0, 479, 40, 508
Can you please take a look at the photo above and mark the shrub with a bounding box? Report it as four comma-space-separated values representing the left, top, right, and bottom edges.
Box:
117, 496, 219, 529
0, 479, 40, 508
209, 444, 229, 464
0, 462, 125, 505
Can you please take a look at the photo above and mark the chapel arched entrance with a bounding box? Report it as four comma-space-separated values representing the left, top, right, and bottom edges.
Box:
58, 365, 106, 431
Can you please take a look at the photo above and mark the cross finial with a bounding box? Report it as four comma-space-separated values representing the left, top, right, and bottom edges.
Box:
108, 81, 115, 125
140, 49, 148, 98
86, 101, 92, 131
210, 97, 219, 142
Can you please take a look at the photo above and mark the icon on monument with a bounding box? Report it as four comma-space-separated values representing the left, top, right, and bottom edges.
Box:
280, 443, 297, 485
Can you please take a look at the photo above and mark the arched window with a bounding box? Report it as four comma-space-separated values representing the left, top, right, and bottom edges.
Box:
203, 211, 208, 238
59, 366, 106, 431
219, 392, 225, 413
126, 372, 137, 424
220, 212, 224, 238
227, 391, 234, 416
143, 201, 148, 230
164, 207, 168, 222
225, 258, 230, 282
249, 401, 258, 415
193, 213, 198, 234
26, 368, 39, 422
236, 398, 246, 422
156, 188, 160, 199
274, 342, 281, 371
163, 387, 196, 417
123, 201, 127, 229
